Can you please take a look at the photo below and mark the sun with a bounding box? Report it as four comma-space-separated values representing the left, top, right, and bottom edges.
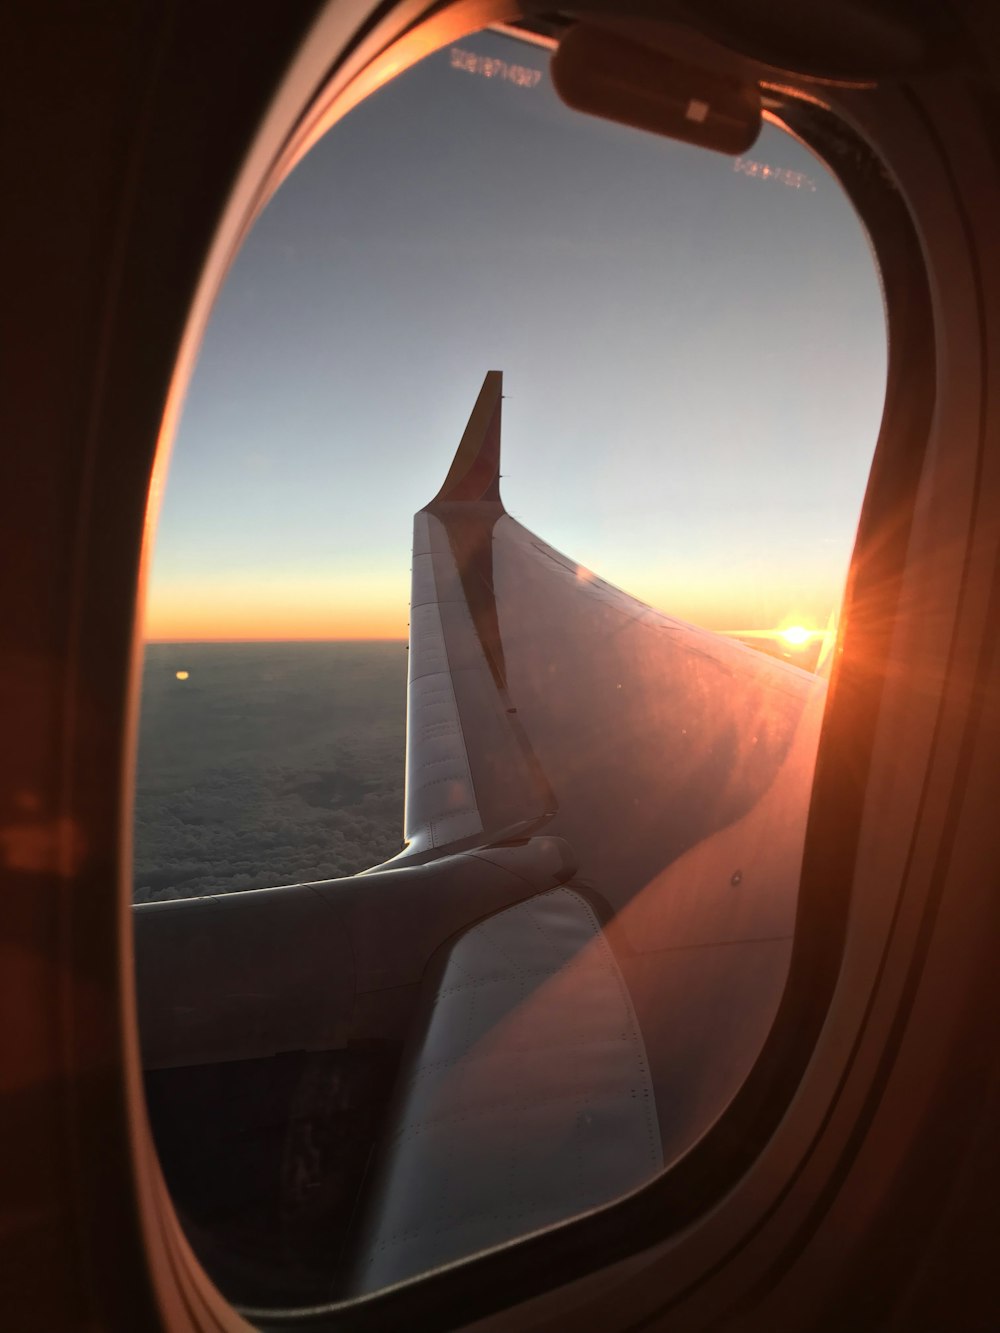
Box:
779, 625, 811, 648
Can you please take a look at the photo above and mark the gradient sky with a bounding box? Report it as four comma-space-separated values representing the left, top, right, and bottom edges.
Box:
145, 28, 887, 642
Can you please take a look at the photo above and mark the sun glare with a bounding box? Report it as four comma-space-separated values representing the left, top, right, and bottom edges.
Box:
780, 625, 811, 647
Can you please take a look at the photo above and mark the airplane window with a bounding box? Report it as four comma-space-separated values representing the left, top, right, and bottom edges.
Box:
133, 24, 887, 1313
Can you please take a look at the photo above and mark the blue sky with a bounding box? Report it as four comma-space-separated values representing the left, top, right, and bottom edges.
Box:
146, 28, 887, 640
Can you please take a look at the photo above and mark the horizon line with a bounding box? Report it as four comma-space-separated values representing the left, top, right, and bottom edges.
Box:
143, 635, 409, 644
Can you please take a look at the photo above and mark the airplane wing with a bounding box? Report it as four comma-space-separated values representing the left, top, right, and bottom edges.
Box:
348, 371, 827, 1291
134, 371, 826, 1304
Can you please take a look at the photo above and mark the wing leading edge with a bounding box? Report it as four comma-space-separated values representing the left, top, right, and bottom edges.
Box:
400, 371, 557, 861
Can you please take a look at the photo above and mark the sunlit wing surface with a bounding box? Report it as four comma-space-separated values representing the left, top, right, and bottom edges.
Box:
351, 372, 827, 1289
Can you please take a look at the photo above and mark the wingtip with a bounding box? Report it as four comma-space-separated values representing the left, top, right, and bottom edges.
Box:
432, 370, 504, 504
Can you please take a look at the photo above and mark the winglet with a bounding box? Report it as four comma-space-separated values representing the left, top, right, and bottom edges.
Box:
433, 371, 503, 504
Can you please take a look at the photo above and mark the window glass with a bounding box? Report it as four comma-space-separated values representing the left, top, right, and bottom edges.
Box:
135, 25, 886, 1310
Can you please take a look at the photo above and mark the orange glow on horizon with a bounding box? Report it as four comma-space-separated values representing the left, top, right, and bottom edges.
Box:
144, 612, 407, 642
148, 631, 407, 643
144, 575, 409, 642
616, 563, 842, 636
716, 624, 830, 645
714, 609, 839, 671
144, 572, 840, 645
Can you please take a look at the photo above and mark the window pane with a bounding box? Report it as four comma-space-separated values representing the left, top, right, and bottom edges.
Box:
134, 26, 886, 1310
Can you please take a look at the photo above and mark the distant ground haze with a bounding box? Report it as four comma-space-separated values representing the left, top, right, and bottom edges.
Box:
133, 642, 407, 902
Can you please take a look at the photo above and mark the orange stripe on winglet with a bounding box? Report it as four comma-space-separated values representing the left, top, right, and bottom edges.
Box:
433, 370, 504, 504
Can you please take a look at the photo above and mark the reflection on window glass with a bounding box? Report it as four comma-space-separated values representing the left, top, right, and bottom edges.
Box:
134, 25, 886, 1312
